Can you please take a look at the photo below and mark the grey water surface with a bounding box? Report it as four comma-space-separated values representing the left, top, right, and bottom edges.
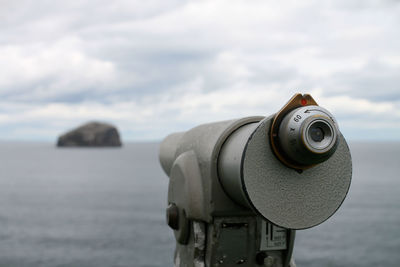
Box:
0, 142, 398, 267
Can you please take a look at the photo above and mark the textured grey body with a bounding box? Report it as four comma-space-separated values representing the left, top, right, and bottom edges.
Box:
218, 116, 351, 229
159, 113, 351, 266
242, 116, 352, 229
57, 121, 122, 147
161, 116, 294, 266
160, 116, 264, 223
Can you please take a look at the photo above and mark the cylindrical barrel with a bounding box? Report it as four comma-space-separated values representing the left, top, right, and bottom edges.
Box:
218, 122, 259, 208
217, 114, 352, 229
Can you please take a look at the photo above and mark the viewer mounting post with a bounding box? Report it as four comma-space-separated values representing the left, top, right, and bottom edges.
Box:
159, 93, 352, 267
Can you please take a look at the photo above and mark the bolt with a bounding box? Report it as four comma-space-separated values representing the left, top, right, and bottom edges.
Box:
264, 256, 275, 267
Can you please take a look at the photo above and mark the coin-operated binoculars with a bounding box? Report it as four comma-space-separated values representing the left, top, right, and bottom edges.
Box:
159, 93, 352, 267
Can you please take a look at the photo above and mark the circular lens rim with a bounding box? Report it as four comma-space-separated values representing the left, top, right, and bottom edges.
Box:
302, 117, 337, 154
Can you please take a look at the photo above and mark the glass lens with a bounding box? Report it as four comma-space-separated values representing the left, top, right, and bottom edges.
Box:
310, 126, 324, 142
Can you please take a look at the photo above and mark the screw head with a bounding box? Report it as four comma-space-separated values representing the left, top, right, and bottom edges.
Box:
264, 256, 275, 267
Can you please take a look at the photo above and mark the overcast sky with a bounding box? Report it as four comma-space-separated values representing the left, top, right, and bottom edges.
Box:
0, 0, 399, 142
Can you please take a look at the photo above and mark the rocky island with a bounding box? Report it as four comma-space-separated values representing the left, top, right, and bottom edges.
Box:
57, 122, 122, 147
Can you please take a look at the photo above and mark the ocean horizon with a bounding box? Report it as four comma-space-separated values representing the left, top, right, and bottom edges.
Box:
0, 141, 398, 266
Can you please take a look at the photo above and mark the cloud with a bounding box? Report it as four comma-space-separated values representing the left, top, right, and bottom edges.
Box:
0, 37, 118, 102
0, 0, 399, 141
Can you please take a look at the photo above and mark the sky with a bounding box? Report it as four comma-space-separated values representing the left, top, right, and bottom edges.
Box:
0, 0, 399, 142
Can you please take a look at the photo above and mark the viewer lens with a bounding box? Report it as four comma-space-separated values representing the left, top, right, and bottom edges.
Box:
310, 127, 324, 142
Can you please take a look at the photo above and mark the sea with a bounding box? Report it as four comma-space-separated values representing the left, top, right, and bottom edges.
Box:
0, 142, 398, 267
